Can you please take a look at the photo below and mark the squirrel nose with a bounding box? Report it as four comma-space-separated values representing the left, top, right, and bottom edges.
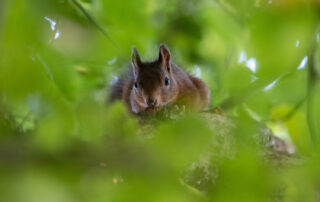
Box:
147, 98, 158, 107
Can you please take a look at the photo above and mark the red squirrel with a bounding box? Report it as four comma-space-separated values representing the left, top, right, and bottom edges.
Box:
108, 45, 210, 114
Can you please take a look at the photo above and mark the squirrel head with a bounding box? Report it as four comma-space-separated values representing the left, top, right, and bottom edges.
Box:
131, 45, 178, 110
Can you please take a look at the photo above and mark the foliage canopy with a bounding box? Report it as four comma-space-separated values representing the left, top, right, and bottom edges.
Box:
1, 0, 320, 201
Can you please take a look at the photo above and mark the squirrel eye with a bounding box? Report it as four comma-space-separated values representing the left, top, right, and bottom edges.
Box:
164, 77, 170, 86
134, 82, 138, 89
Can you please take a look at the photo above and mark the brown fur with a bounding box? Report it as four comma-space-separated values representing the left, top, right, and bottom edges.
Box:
108, 45, 210, 114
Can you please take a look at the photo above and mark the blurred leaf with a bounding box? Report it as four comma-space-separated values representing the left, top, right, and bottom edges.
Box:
151, 115, 212, 171
210, 151, 274, 202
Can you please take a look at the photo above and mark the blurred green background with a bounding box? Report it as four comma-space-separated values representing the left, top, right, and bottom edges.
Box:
1, 0, 320, 201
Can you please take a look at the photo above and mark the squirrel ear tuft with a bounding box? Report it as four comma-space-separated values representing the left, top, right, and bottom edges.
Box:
158, 44, 171, 71
132, 47, 141, 74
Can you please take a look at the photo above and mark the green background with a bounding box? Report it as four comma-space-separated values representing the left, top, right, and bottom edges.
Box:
1, 0, 320, 201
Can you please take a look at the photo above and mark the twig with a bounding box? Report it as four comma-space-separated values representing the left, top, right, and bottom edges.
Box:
218, 58, 315, 112
219, 76, 278, 110
282, 95, 307, 121
71, 0, 117, 47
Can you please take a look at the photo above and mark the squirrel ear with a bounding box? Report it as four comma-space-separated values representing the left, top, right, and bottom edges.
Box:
132, 47, 141, 75
158, 44, 171, 71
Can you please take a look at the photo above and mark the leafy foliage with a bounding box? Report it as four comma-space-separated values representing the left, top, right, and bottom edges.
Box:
1, 0, 320, 201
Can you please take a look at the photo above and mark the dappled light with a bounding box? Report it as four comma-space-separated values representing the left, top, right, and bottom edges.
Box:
1, 0, 320, 201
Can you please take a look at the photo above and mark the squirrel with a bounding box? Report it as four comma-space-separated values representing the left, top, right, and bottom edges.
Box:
108, 45, 210, 114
